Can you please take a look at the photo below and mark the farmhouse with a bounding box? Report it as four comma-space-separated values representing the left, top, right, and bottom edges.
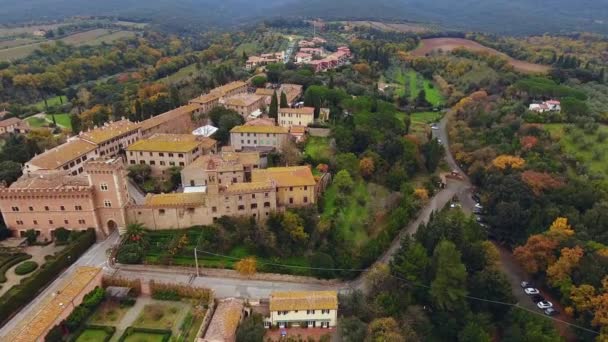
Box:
126, 134, 217, 176
295, 52, 313, 64
267, 291, 338, 329
246, 52, 285, 70
0, 117, 29, 134
529, 100, 561, 113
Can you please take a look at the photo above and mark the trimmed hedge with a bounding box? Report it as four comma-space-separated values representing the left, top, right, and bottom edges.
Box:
117, 327, 172, 342
0, 229, 96, 326
14, 261, 38, 275
69, 325, 116, 342
0, 254, 32, 283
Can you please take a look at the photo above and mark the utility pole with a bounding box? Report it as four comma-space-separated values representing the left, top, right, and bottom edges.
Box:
194, 247, 200, 277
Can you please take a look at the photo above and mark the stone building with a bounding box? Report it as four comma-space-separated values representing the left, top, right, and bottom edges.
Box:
229, 125, 289, 152
222, 94, 265, 119
126, 134, 217, 176
252, 166, 316, 207
278, 107, 315, 128
139, 105, 201, 138
0, 158, 130, 240
180, 151, 261, 187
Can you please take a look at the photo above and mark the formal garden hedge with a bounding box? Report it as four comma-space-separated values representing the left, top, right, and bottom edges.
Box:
150, 281, 212, 303
14, 261, 38, 275
45, 287, 106, 342
70, 325, 116, 342
0, 229, 96, 326
117, 327, 172, 342
0, 253, 32, 282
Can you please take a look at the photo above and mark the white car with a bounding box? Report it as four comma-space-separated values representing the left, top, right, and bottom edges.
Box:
474, 203, 483, 209
537, 300, 553, 309
431, 124, 439, 130
524, 288, 540, 295
437, 139, 443, 144
520, 281, 533, 288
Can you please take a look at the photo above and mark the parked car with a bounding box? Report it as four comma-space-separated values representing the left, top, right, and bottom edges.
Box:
531, 295, 545, 303
437, 139, 443, 144
537, 300, 553, 309
544, 308, 559, 316
474, 203, 483, 209
473, 207, 484, 215
472, 194, 481, 203
524, 288, 540, 295
431, 123, 439, 130
520, 281, 533, 288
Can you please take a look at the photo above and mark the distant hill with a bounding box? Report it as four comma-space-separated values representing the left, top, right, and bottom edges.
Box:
0, 0, 607, 35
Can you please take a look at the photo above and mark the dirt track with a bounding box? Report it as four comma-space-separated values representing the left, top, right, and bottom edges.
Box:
412, 37, 550, 74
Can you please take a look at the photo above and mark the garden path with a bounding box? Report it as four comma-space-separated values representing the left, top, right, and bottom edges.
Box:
0, 244, 63, 296
109, 297, 152, 342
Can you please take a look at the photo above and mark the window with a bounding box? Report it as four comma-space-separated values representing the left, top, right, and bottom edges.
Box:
304, 186, 307, 190
33, 220, 38, 225
11, 206, 19, 212
159, 209, 165, 215
64, 220, 69, 225
149, 152, 153, 156
130, 160, 136, 165
212, 207, 217, 213
100, 183, 109, 191
168, 153, 174, 157
303, 196, 308, 203
252, 194, 256, 199
140, 160, 146, 165
265, 192, 269, 198
251, 203, 257, 209
238, 196, 242, 200
178, 153, 184, 158
45, 206, 49, 211
264, 202, 271, 208
169, 162, 175, 166
307, 310, 315, 315
75, 205, 82, 211
289, 198, 294, 204
187, 208, 195, 214
289, 187, 293, 191
322, 309, 330, 314
238, 205, 245, 211
60, 206, 65, 211
179, 162, 184, 167
49, 220, 53, 225
104, 200, 112, 208
150, 160, 156, 165
28, 206, 33, 211
78, 219, 86, 224
160, 161, 165, 166
16, 220, 23, 225
159, 153, 164, 157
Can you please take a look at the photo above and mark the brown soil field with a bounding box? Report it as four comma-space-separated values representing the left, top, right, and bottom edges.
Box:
412, 38, 550, 74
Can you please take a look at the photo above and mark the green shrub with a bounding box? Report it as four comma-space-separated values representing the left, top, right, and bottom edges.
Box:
116, 243, 144, 264
0, 254, 32, 282
14, 261, 38, 275
117, 327, 171, 342
82, 287, 105, 309
119, 297, 136, 307
151, 289, 180, 301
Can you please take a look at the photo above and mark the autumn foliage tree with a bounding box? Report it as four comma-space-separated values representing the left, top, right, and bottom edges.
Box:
547, 217, 575, 241
491, 155, 526, 170
547, 246, 584, 289
235, 257, 257, 276
513, 234, 558, 274
359, 157, 375, 179
521, 171, 564, 195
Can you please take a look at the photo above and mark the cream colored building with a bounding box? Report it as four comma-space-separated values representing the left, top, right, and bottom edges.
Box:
210, 81, 248, 98
252, 166, 316, 207
181, 151, 261, 187
222, 94, 265, 118
278, 107, 315, 128
188, 93, 221, 113
229, 125, 289, 152
126, 134, 217, 176
0, 117, 29, 134
3, 267, 102, 342
78, 119, 141, 158
25, 139, 97, 175
268, 291, 338, 329
0, 158, 130, 241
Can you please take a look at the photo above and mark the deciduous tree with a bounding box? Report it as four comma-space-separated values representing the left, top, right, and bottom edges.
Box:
235, 257, 257, 276
513, 234, 558, 274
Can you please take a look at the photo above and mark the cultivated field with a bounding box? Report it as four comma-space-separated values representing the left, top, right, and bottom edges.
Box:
0, 29, 136, 60
343, 21, 434, 33
412, 38, 550, 74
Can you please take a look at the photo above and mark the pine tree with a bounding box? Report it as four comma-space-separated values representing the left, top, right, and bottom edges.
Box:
280, 91, 288, 108
269, 92, 278, 119
70, 114, 82, 134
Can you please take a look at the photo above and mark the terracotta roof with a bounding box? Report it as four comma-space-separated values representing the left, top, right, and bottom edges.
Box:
255, 88, 276, 97
144, 192, 206, 207
188, 154, 243, 172
127, 134, 215, 153
252, 166, 316, 187
279, 107, 315, 115
0, 117, 24, 127
269, 291, 338, 312
245, 118, 275, 126
230, 125, 288, 134
203, 298, 244, 342
220, 151, 260, 166
6, 267, 102, 342
224, 180, 275, 193
27, 139, 96, 170
190, 92, 221, 105
223, 94, 263, 107
140, 105, 198, 131
210, 81, 248, 96
290, 126, 307, 134
79, 119, 140, 144
10, 171, 89, 189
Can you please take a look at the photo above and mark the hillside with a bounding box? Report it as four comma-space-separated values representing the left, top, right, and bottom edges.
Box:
0, 0, 607, 35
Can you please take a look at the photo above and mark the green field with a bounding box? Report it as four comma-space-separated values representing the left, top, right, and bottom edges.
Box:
123, 332, 167, 342
161, 63, 199, 84
304, 136, 334, 164
545, 123, 608, 176
75, 328, 113, 342
322, 181, 391, 247
33, 95, 66, 111
388, 68, 444, 106
411, 111, 443, 124
25, 113, 72, 129
235, 42, 261, 56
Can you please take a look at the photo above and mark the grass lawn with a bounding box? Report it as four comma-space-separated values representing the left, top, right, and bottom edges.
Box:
123, 332, 168, 342
34, 95, 66, 111
544, 123, 608, 176
88, 301, 130, 325
25, 116, 47, 128
75, 328, 113, 342
423, 80, 444, 106
46, 113, 72, 129
133, 303, 185, 331
411, 111, 443, 124
387, 67, 444, 105
322, 181, 391, 247
235, 42, 260, 56
161, 63, 199, 84
304, 136, 333, 164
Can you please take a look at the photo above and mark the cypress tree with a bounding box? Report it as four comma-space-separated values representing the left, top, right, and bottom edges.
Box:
269, 91, 278, 119
280, 91, 288, 108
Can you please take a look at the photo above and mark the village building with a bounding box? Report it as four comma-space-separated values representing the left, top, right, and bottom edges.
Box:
0, 117, 29, 134
267, 291, 338, 329
246, 52, 284, 70
188, 93, 222, 113
307, 46, 352, 73
278, 107, 315, 128
25, 139, 97, 175
0, 158, 130, 240
4, 267, 102, 342
289, 126, 307, 142
201, 298, 245, 342
255, 84, 303, 109
139, 104, 200, 138
252, 166, 316, 207
181, 151, 262, 187
221, 94, 265, 118
299, 47, 325, 57
126, 134, 217, 176
78, 119, 141, 158
295, 52, 313, 64
229, 125, 289, 152
210, 81, 248, 98
245, 118, 276, 127
529, 100, 561, 113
